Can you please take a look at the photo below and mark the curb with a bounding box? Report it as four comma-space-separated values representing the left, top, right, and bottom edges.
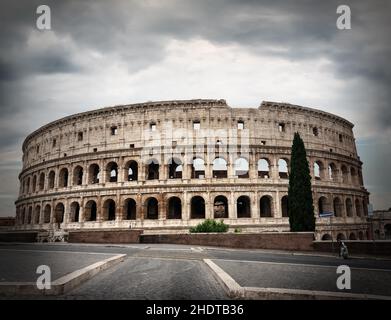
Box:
0, 253, 126, 296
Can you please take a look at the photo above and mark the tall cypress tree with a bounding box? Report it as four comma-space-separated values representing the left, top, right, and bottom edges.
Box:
288, 132, 315, 231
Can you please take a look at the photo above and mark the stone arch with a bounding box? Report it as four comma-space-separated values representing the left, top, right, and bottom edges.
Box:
213, 195, 228, 218
318, 196, 330, 215
358, 231, 364, 240
102, 199, 116, 221
39, 172, 45, 190
43, 204, 51, 223
234, 157, 249, 178
321, 234, 332, 241
212, 157, 227, 178
125, 160, 138, 181
85, 200, 97, 221
281, 195, 289, 217
88, 164, 100, 184
341, 165, 349, 184
349, 232, 357, 240
58, 168, 69, 188
106, 162, 118, 183
333, 197, 343, 217
167, 196, 182, 219
314, 160, 324, 180
346, 198, 353, 217
191, 196, 205, 219
258, 158, 270, 178
237, 196, 251, 218
54, 203, 64, 224
350, 167, 358, 185
34, 205, 41, 224
168, 158, 183, 179
146, 159, 159, 180
191, 157, 205, 179
328, 163, 338, 181
355, 198, 362, 217
48, 171, 55, 189
124, 198, 137, 220
70, 202, 80, 222
337, 233, 346, 241
278, 158, 289, 179
145, 197, 158, 219
260, 195, 273, 217
73, 165, 83, 185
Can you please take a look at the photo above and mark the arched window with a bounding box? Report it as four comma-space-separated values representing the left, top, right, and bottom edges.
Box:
88, 164, 100, 184
258, 159, 270, 178
191, 196, 205, 219
260, 196, 272, 217
234, 158, 249, 178
54, 203, 64, 224
146, 159, 159, 180
73, 166, 83, 186
321, 234, 332, 241
333, 197, 343, 217
192, 158, 205, 179
341, 165, 348, 184
103, 199, 116, 221
314, 161, 323, 180
39, 172, 45, 190
281, 195, 289, 217
124, 198, 137, 220
278, 159, 289, 179
43, 204, 51, 223
358, 231, 364, 240
337, 233, 346, 241
349, 233, 357, 240
167, 197, 182, 219
346, 198, 353, 217
59, 168, 69, 188
34, 205, 41, 224
125, 160, 138, 181
237, 196, 251, 218
48, 171, 55, 189
350, 167, 357, 185
145, 197, 158, 219
328, 163, 338, 181
70, 202, 80, 223
85, 200, 97, 221
106, 162, 118, 183
355, 199, 362, 217
213, 195, 228, 218
168, 158, 183, 179
318, 196, 330, 215
213, 157, 227, 178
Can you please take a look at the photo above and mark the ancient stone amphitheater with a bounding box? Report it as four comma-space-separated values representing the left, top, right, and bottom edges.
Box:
14, 99, 369, 240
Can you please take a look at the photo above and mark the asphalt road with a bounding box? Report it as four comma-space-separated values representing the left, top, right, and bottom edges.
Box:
1, 243, 390, 299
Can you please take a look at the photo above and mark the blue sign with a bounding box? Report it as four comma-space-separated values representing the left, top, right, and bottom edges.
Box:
319, 211, 334, 218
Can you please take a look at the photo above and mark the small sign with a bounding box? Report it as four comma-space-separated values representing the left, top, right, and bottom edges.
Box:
319, 211, 334, 218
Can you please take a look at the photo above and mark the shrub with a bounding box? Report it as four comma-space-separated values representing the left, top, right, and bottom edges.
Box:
189, 219, 229, 233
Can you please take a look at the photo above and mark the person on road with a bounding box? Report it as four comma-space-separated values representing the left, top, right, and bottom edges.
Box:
338, 239, 349, 259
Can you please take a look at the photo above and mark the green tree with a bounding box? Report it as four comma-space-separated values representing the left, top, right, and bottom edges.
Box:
288, 132, 315, 231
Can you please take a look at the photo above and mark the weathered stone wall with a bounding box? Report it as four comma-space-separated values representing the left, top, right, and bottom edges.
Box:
14, 99, 369, 239
68, 229, 143, 243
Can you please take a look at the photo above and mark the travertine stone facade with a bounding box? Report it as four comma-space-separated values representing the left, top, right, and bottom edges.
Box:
14, 99, 369, 240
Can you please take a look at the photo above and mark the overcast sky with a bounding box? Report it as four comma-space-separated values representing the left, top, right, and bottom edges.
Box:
0, 0, 390, 217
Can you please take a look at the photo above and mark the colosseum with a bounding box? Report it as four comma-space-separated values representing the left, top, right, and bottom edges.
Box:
14, 99, 370, 241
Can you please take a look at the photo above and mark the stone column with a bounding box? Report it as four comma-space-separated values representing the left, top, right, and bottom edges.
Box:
251, 192, 258, 219
275, 190, 281, 218
159, 194, 166, 220
229, 192, 236, 219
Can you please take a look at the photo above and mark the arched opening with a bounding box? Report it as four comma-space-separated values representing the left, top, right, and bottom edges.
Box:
362, 199, 368, 216
314, 161, 324, 180
59, 168, 69, 188
26, 177, 30, 193
318, 196, 330, 215
341, 165, 348, 184
337, 233, 346, 241
85, 200, 97, 221
106, 162, 118, 183
237, 196, 251, 218
125, 160, 138, 181
145, 197, 158, 219
32, 175, 37, 193
34, 205, 41, 224
124, 198, 137, 220
333, 197, 343, 217
43, 205, 51, 223
212, 157, 227, 178
73, 166, 83, 185
234, 158, 249, 178
349, 233, 357, 240
48, 171, 55, 189
146, 159, 159, 180
346, 198, 353, 217
54, 203, 64, 225
168, 158, 183, 179
88, 164, 100, 184
350, 167, 357, 185
281, 195, 289, 217
167, 197, 182, 219
70, 202, 80, 222
358, 231, 364, 240
191, 196, 205, 219
27, 207, 32, 224
321, 234, 332, 241
278, 159, 289, 179
258, 158, 270, 178
260, 196, 273, 217
328, 163, 338, 181
385, 224, 391, 240
213, 195, 228, 218
103, 199, 116, 221
355, 199, 362, 217
20, 208, 26, 225
192, 157, 205, 179
39, 172, 45, 190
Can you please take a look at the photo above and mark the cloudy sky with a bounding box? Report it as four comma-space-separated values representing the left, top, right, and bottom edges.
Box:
0, 0, 390, 217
